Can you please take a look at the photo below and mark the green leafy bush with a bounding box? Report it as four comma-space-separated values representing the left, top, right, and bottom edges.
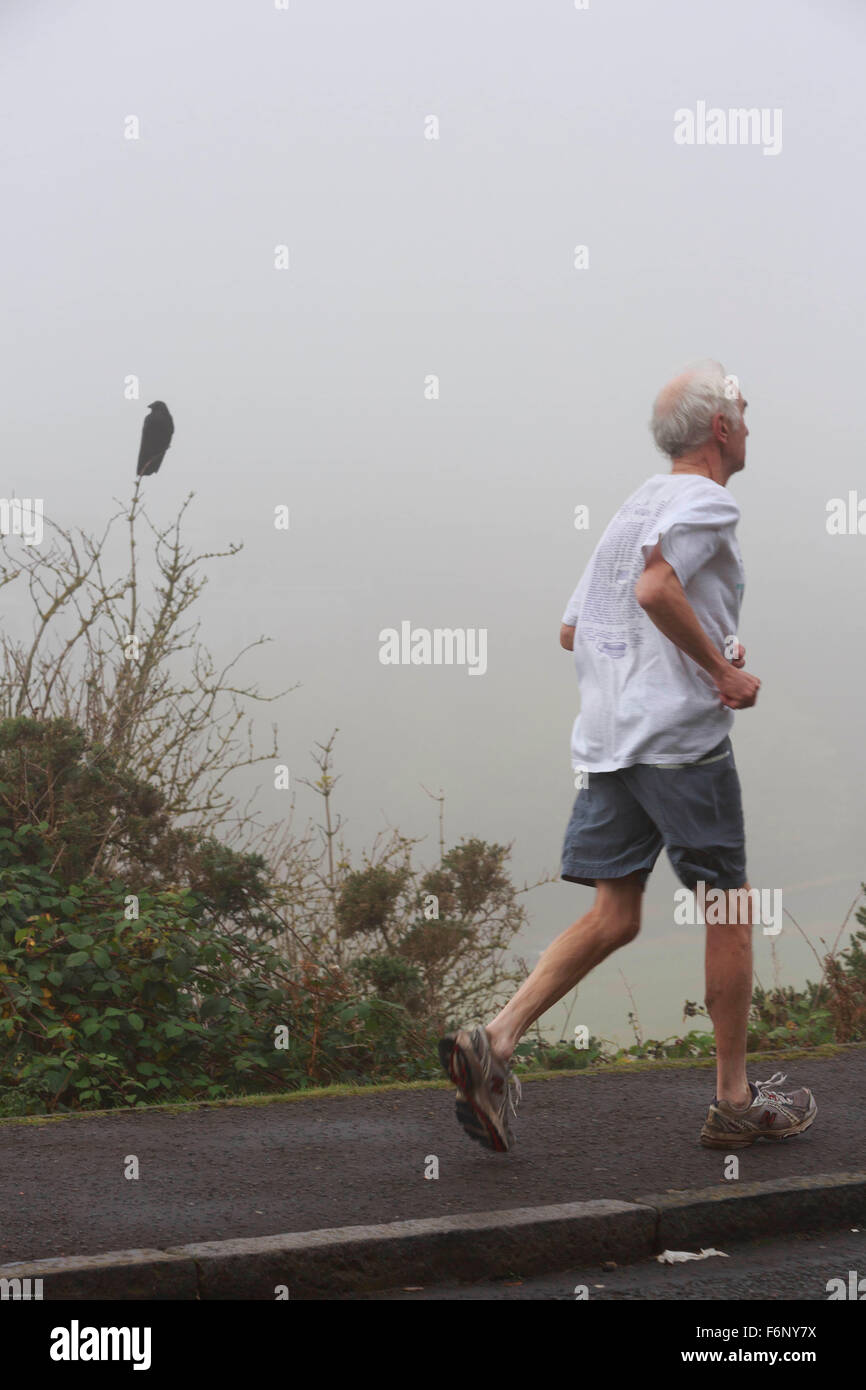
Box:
0, 825, 436, 1115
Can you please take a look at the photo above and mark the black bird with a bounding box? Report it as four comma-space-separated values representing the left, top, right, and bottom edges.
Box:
136, 401, 174, 476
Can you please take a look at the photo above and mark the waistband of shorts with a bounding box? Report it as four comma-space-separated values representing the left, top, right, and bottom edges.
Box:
645, 738, 732, 770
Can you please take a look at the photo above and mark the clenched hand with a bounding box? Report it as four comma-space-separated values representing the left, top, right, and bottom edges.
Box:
715, 646, 760, 709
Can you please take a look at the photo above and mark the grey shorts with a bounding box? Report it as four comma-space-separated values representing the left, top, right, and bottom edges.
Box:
561, 736, 746, 892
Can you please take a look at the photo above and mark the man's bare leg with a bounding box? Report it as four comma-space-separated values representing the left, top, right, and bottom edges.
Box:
705, 882, 754, 1108
485, 872, 645, 1063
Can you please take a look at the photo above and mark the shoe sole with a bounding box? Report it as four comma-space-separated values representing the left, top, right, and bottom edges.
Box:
700, 1106, 817, 1149
438, 1035, 509, 1153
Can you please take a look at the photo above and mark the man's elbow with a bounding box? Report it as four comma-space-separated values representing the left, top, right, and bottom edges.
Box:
634, 574, 664, 611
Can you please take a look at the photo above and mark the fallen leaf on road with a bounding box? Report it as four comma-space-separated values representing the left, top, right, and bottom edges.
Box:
657, 1248, 729, 1264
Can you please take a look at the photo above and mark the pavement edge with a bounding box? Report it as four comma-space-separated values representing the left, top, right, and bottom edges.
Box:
2, 1172, 864, 1299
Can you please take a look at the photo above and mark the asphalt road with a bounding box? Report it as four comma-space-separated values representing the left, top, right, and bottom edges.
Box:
1, 1049, 862, 1264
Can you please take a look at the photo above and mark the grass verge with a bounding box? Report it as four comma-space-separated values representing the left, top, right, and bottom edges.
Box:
1, 1040, 858, 1127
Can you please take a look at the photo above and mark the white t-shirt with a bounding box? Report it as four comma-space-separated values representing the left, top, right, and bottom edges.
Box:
562, 473, 745, 771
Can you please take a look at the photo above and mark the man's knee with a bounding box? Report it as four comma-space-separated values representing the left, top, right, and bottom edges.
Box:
595, 876, 643, 945
703, 881, 756, 926
608, 915, 641, 945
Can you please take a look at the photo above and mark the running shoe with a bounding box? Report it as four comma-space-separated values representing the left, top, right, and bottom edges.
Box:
700, 1070, 817, 1148
438, 1024, 521, 1152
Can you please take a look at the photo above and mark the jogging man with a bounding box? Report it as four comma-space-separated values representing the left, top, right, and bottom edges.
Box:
439, 360, 816, 1152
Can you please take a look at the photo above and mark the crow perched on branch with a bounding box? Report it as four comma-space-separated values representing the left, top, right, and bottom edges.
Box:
136, 401, 174, 476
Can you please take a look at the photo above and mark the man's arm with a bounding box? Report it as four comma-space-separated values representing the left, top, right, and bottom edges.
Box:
560, 623, 575, 651
634, 543, 760, 709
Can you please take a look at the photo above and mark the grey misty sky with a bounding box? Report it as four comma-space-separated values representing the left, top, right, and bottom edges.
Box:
2, 0, 865, 1043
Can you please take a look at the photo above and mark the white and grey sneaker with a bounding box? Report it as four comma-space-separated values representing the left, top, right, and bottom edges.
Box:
438, 1024, 521, 1152
700, 1071, 817, 1149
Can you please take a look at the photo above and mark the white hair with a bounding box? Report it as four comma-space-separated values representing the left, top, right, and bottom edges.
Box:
650, 359, 743, 458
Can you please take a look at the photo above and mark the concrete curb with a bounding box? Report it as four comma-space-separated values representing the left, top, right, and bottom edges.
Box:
170, 1199, 652, 1299
645, 1171, 866, 1249
3, 1172, 865, 1300
0, 1248, 197, 1301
